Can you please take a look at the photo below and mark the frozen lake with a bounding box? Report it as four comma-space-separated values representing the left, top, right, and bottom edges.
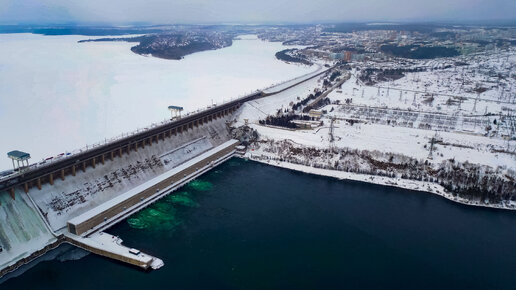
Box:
0, 34, 314, 170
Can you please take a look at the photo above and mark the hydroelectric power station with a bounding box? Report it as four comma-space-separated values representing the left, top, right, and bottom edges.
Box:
0, 66, 330, 277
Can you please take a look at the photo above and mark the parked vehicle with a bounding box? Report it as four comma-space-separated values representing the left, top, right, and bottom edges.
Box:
129, 248, 140, 255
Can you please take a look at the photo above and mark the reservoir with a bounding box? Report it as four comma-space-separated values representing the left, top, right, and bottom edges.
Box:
2, 158, 516, 289
0, 34, 313, 170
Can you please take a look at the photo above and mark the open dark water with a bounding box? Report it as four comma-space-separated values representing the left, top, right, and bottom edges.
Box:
2, 158, 516, 290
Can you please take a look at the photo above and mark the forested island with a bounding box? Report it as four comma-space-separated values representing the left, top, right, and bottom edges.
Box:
275, 48, 312, 65
79, 32, 233, 60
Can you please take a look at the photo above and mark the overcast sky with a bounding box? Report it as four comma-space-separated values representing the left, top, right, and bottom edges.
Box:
0, 0, 514, 25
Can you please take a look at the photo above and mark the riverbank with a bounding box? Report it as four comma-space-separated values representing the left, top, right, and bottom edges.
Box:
4, 157, 516, 289
246, 154, 515, 210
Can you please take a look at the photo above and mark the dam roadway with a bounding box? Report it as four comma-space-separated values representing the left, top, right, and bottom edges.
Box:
0, 64, 331, 197
0, 65, 332, 277
0, 91, 261, 196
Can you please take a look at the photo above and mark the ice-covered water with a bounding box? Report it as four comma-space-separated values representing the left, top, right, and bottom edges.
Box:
0, 33, 313, 170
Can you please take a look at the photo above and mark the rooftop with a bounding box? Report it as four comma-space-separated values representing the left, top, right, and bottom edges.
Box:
7, 150, 30, 161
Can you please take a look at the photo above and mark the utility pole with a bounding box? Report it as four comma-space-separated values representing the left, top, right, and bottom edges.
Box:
329, 117, 336, 151
428, 132, 437, 159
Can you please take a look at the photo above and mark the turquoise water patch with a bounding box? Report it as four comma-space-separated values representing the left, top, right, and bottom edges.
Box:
166, 191, 199, 207
127, 217, 149, 230
186, 179, 213, 191
127, 202, 181, 231
127, 191, 200, 230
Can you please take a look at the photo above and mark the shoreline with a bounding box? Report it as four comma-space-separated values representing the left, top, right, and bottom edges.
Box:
245, 155, 515, 211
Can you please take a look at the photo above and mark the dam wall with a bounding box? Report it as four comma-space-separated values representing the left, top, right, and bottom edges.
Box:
28, 116, 232, 232
0, 65, 335, 278
67, 139, 239, 236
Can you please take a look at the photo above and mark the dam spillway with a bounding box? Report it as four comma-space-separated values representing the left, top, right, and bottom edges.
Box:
0, 65, 330, 277
64, 139, 239, 270
0, 113, 238, 276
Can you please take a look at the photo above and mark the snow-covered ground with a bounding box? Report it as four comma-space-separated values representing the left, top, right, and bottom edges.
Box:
234, 75, 324, 126
248, 158, 514, 210
234, 60, 515, 207
329, 74, 512, 122
0, 33, 316, 170
250, 122, 513, 169
389, 51, 515, 103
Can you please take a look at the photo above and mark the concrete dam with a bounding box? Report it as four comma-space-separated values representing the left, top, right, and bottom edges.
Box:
0, 66, 330, 277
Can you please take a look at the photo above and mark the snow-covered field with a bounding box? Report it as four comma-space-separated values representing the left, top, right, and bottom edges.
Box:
250, 122, 514, 169
234, 60, 515, 207
0, 33, 315, 170
235, 70, 514, 169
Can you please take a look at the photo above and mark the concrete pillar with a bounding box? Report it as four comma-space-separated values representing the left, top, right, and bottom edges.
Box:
82, 161, 86, 172
101, 155, 105, 165
24, 183, 29, 193
110, 151, 114, 161
37, 178, 42, 190
9, 188, 15, 200
92, 158, 96, 168
61, 169, 65, 180
49, 173, 54, 185
134, 143, 138, 152
142, 140, 145, 149
119, 148, 123, 157
72, 165, 76, 176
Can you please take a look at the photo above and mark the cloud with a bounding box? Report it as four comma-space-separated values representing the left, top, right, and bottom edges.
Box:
0, 0, 514, 24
